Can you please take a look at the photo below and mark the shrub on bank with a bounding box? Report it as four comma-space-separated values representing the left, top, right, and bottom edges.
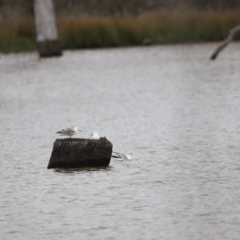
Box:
0, 10, 239, 52
0, 18, 35, 52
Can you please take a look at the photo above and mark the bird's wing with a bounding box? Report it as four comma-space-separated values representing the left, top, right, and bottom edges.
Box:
112, 151, 122, 158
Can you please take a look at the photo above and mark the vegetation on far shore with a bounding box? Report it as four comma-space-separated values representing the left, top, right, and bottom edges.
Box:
0, 10, 240, 53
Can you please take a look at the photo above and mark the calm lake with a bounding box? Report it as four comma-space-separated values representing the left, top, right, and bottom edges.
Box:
1, 43, 240, 240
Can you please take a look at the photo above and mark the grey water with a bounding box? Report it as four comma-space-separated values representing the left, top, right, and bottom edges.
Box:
1, 43, 240, 240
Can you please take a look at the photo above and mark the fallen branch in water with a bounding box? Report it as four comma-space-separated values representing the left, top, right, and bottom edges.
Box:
210, 25, 240, 60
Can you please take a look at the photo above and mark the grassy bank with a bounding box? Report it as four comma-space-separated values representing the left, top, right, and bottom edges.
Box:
0, 19, 36, 52
0, 10, 240, 53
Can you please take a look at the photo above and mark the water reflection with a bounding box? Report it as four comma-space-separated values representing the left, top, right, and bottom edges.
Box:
53, 166, 112, 173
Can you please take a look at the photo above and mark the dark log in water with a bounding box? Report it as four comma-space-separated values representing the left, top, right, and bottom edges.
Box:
47, 138, 113, 169
37, 40, 62, 57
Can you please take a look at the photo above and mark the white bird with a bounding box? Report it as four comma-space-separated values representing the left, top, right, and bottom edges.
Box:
56, 127, 81, 138
112, 151, 132, 160
90, 132, 100, 140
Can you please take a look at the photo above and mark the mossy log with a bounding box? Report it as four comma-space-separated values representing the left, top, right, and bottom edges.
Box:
47, 138, 113, 169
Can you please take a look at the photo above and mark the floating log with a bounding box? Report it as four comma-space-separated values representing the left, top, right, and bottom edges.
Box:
33, 0, 62, 57
47, 138, 113, 169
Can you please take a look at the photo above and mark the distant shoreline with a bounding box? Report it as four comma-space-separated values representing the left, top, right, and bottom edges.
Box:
0, 10, 239, 53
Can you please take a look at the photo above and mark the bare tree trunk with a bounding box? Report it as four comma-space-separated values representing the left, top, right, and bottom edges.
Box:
33, 0, 62, 57
210, 25, 240, 60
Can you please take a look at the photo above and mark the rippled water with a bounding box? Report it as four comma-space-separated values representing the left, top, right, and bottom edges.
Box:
1, 43, 240, 240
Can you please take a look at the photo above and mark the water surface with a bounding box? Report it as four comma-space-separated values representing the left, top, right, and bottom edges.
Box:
1, 43, 240, 240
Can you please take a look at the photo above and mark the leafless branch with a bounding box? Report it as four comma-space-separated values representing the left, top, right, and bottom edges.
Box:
210, 25, 240, 60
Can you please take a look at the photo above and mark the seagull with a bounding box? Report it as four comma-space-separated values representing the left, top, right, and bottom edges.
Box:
56, 127, 81, 138
112, 151, 132, 160
90, 132, 100, 140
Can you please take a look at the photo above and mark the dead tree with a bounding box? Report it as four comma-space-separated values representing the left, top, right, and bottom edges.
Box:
33, 0, 62, 57
210, 25, 240, 60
